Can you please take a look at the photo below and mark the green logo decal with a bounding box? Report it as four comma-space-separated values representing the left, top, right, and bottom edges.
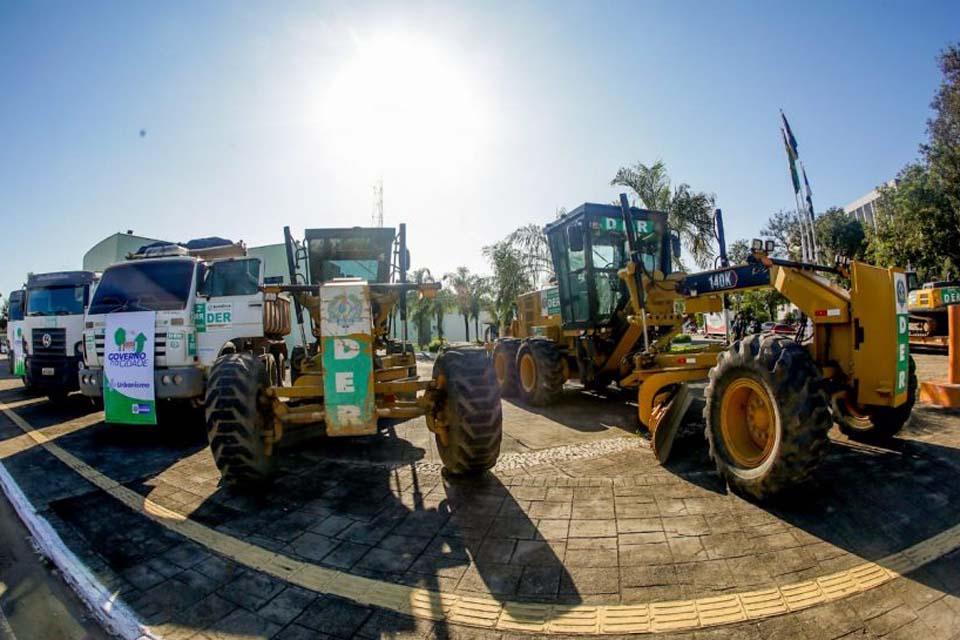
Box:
194, 303, 206, 333
942, 286, 960, 306
540, 287, 561, 317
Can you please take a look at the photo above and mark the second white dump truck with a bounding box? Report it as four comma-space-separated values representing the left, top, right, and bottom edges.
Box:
79, 239, 290, 424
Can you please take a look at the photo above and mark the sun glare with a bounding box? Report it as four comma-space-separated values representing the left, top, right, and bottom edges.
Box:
322, 34, 485, 176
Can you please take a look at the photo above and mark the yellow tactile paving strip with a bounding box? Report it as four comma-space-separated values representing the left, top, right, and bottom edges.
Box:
2, 400, 959, 635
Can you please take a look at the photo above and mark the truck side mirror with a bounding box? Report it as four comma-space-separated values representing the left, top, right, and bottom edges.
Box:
671, 232, 681, 259
567, 223, 584, 252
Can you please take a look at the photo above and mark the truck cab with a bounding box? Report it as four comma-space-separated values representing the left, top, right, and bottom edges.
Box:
5, 289, 25, 377
79, 240, 289, 420
23, 271, 98, 400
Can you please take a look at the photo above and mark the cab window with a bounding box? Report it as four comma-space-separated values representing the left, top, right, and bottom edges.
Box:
204, 259, 261, 297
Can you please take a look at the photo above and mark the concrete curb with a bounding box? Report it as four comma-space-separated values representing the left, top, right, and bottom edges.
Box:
0, 458, 155, 640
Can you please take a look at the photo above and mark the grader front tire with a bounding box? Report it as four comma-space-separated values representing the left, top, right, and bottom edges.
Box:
434, 347, 503, 475
492, 338, 521, 397
704, 335, 831, 501
516, 339, 564, 406
205, 353, 277, 488
835, 356, 917, 442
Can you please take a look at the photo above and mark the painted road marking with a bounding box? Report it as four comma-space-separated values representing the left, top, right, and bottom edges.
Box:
1, 400, 960, 635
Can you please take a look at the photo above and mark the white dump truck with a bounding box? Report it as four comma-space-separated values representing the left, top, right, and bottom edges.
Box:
6, 289, 25, 378
23, 272, 99, 401
79, 239, 290, 424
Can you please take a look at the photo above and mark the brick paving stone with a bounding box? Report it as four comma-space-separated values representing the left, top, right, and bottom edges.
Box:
487, 517, 537, 539
617, 517, 663, 533
560, 567, 620, 594
676, 559, 734, 591
618, 531, 666, 545
892, 570, 949, 610
663, 515, 710, 537
256, 586, 317, 626
566, 536, 617, 550
620, 542, 672, 565
796, 601, 866, 640
273, 623, 334, 640
568, 519, 617, 537
752, 614, 811, 639
544, 487, 574, 501
355, 609, 436, 639
159, 543, 210, 570
621, 584, 685, 604
667, 536, 708, 562
518, 565, 562, 597
571, 501, 616, 519
357, 547, 418, 574
723, 555, 774, 588
864, 604, 918, 637
194, 608, 281, 640
533, 519, 569, 540
310, 514, 355, 537
219, 569, 286, 611
917, 597, 960, 638
511, 540, 565, 566
528, 501, 572, 519
620, 563, 677, 587
295, 597, 373, 638
378, 534, 432, 556
121, 563, 168, 591
457, 564, 522, 595
192, 556, 242, 586
287, 531, 338, 563
321, 541, 372, 569
880, 618, 937, 640
564, 547, 618, 568
474, 538, 517, 564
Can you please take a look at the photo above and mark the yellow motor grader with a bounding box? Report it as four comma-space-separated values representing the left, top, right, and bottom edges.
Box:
493, 195, 915, 500
204, 224, 502, 487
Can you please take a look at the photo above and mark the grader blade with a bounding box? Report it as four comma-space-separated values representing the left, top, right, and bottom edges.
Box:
650, 383, 692, 463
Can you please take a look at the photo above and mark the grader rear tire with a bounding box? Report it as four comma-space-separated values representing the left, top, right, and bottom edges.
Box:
433, 347, 502, 475
205, 353, 276, 488
704, 335, 831, 501
835, 356, 917, 442
516, 339, 564, 406
492, 338, 521, 397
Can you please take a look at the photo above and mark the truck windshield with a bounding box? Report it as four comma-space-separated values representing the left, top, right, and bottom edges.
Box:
8, 292, 24, 321
26, 286, 86, 316
319, 259, 380, 282
89, 261, 194, 314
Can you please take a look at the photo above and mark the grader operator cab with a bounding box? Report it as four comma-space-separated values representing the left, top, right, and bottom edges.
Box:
204, 224, 503, 487
494, 195, 916, 500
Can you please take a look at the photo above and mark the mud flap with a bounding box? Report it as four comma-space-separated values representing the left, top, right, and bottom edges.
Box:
650, 383, 692, 464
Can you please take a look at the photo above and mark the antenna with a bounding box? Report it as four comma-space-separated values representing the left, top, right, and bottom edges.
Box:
371, 175, 384, 227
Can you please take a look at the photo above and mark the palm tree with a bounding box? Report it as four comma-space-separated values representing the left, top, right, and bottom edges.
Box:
482, 240, 532, 329
432, 288, 456, 342
406, 267, 435, 347
444, 267, 474, 341
468, 275, 492, 343
611, 160, 716, 269
504, 223, 554, 287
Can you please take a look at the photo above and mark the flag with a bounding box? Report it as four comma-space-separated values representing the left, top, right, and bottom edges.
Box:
801, 163, 815, 218
782, 128, 800, 194
781, 111, 798, 156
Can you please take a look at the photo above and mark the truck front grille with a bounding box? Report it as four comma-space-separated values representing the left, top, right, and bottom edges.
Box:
95, 332, 167, 364
32, 327, 66, 358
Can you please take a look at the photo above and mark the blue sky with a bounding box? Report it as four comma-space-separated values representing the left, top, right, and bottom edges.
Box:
2, 0, 958, 300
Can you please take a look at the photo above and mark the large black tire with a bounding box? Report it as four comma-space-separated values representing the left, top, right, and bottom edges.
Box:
515, 339, 565, 406
834, 356, 917, 442
491, 338, 521, 397
433, 347, 502, 475
205, 353, 276, 488
704, 335, 831, 501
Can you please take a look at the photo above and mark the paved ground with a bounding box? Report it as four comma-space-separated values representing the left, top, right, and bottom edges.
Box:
0, 354, 959, 639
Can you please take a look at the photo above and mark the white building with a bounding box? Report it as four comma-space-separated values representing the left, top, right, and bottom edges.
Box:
843, 179, 898, 228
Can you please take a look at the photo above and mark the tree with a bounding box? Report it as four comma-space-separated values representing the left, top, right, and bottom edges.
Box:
504, 224, 554, 287
482, 240, 532, 329
759, 210, 804, 260
815, 207, 866, 263
444, 267, 476, 341
611, 160, 716, 268
406, 267, 436, 347
728, 237, 788, 322
432, 288, 456, 342
868, 163, 959, 280
868, 43, 960, 281
467, 275, 492, 343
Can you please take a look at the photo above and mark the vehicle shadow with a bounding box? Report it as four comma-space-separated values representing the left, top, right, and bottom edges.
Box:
659, 398, 960, 602
503, 382, 640, 435
23, 404, 579, 639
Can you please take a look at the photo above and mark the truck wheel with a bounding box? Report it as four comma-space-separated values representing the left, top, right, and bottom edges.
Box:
516, 339, 564, 406
205, 353, 276, 488
491, 338, 521, 397
290, 346, 306, 385
834, 356, 917, 442
704, 335, 831, 501
433, 347, 502, 475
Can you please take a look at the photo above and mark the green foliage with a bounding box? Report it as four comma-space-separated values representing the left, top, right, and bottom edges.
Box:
759, 210, 804, 260
815, 207, 866, 263
503, 224, 554, 287
482, 240, 532, 330
868, 163, 959, 280
868, 43, 960, 281
672, 333, 692, 343
611, 160, 717, 269
427, 337, 448, 353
